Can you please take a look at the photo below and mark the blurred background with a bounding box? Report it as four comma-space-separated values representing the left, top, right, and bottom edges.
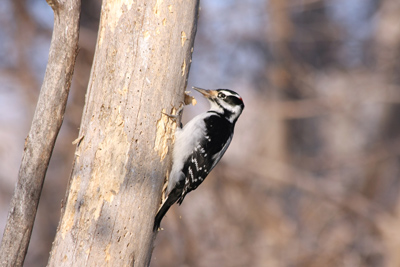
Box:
1, 0, 400, 266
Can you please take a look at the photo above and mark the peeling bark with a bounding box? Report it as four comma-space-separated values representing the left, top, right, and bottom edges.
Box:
47, 0, 199, 266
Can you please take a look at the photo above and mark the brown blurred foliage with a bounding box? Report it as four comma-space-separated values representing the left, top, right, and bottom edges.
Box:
1, 0, 400, 266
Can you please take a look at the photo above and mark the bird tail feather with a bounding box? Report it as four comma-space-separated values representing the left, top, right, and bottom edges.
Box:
153, 187, 181, 232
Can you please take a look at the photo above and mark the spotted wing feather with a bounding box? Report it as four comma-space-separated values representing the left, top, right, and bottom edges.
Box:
177, 113, 234, 204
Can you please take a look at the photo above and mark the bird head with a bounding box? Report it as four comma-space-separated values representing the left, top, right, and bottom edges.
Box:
193, 87, 244, 123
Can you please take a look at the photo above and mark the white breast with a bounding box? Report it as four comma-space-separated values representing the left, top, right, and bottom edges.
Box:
167, 112, 209, 193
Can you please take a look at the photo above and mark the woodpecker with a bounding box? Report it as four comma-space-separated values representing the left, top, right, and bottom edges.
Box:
153, 87, 244, 231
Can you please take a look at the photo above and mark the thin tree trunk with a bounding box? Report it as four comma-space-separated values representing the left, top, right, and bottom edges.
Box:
0, 1, 81, 266
47, 0, 199, 266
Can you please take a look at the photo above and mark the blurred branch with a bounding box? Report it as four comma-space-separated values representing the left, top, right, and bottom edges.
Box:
374, 0, 400, 75
0, 0, 81, 266
12, 0, 41, 108
223, 153, 400, 234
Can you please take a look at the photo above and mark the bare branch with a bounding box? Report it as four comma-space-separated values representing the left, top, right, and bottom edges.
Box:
0, 1, 81, 266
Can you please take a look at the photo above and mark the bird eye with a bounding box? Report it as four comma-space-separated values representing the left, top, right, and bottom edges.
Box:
218, 92, 226, 99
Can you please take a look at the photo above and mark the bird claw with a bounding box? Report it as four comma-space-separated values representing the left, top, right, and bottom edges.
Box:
175, 101, 185, 115
162, 101, 185, 120
161, 112, 179, 120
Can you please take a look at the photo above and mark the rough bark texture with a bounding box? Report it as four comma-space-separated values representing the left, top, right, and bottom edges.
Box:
47, 0, 199, 266
0, 1, 81, 266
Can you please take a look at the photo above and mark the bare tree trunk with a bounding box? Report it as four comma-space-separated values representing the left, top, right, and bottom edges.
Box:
47, 0, 199, 266
0, 1, 81, 266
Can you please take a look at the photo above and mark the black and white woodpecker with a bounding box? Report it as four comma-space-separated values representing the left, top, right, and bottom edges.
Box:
153, 87, 244, 231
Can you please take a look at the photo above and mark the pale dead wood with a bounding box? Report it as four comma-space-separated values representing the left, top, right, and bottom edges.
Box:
47, 1, 199, 266
0, 0, 81, 266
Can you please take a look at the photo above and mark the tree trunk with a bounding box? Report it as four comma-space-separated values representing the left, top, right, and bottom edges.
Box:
47, 0, 199, 266
0, 1, 81, 266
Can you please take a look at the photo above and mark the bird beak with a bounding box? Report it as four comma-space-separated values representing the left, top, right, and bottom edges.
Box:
192, 87, 218, 99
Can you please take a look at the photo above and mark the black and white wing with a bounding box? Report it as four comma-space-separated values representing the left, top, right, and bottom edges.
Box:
177, 113, 234, 204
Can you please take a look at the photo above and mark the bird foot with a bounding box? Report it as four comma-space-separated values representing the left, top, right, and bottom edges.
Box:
162, 101, 185, 120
